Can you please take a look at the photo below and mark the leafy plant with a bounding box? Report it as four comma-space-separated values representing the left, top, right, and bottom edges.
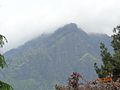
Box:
0, 34, 13, 90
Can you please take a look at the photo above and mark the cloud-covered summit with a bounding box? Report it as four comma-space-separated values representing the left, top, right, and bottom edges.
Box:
0, 0, 120, 52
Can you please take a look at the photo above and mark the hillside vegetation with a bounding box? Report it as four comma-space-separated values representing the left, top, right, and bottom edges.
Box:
3, 23, 112, 90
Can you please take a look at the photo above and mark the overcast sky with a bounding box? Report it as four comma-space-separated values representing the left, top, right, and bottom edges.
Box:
0, 0, 120, 52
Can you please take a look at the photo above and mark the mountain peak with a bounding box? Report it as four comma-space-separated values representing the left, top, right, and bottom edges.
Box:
64, 23, 78, 28
62, 23, 78, 31
54, 23, 80, 35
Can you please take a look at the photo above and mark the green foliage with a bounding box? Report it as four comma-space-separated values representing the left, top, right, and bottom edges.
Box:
0, 34, 13, 90
94, 43, 113, 78
0, 34, 8, 48
111, 26, 120, 52
94, 25, 120, 81
111, 25, 120, 80
0, 54, 7, 69
0, 80, 13, 90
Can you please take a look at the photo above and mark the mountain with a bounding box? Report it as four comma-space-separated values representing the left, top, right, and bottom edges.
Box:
3, 23, 111, 90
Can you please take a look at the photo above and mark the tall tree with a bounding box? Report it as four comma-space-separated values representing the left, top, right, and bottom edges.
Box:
0, 34, 13, 90
94, 25, 120, 81
111, 25, 120, 81
94, 42, 113, 78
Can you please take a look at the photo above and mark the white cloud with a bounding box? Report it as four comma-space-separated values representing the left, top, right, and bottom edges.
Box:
0, 0, 120, 52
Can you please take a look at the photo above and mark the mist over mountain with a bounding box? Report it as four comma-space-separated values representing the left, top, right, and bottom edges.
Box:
3, 23, 111, 90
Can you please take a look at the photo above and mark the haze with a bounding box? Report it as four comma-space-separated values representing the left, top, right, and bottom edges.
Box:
0, 0, 120, 52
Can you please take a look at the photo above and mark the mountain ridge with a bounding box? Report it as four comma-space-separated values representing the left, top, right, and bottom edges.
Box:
4, 23, 112, 90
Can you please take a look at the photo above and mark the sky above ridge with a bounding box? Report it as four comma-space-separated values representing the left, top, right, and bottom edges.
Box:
0, 0, 120, 52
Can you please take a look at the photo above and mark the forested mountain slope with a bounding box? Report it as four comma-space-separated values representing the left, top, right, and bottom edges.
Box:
3, 23, 111, 90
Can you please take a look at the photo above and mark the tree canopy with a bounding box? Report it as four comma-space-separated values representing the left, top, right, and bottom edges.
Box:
94, 25, 120, 81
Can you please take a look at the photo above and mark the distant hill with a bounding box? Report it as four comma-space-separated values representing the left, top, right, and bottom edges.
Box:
3, 23, 112, 90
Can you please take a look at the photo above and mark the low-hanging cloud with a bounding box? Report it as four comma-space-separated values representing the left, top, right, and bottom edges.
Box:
0, 0, 120, 52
